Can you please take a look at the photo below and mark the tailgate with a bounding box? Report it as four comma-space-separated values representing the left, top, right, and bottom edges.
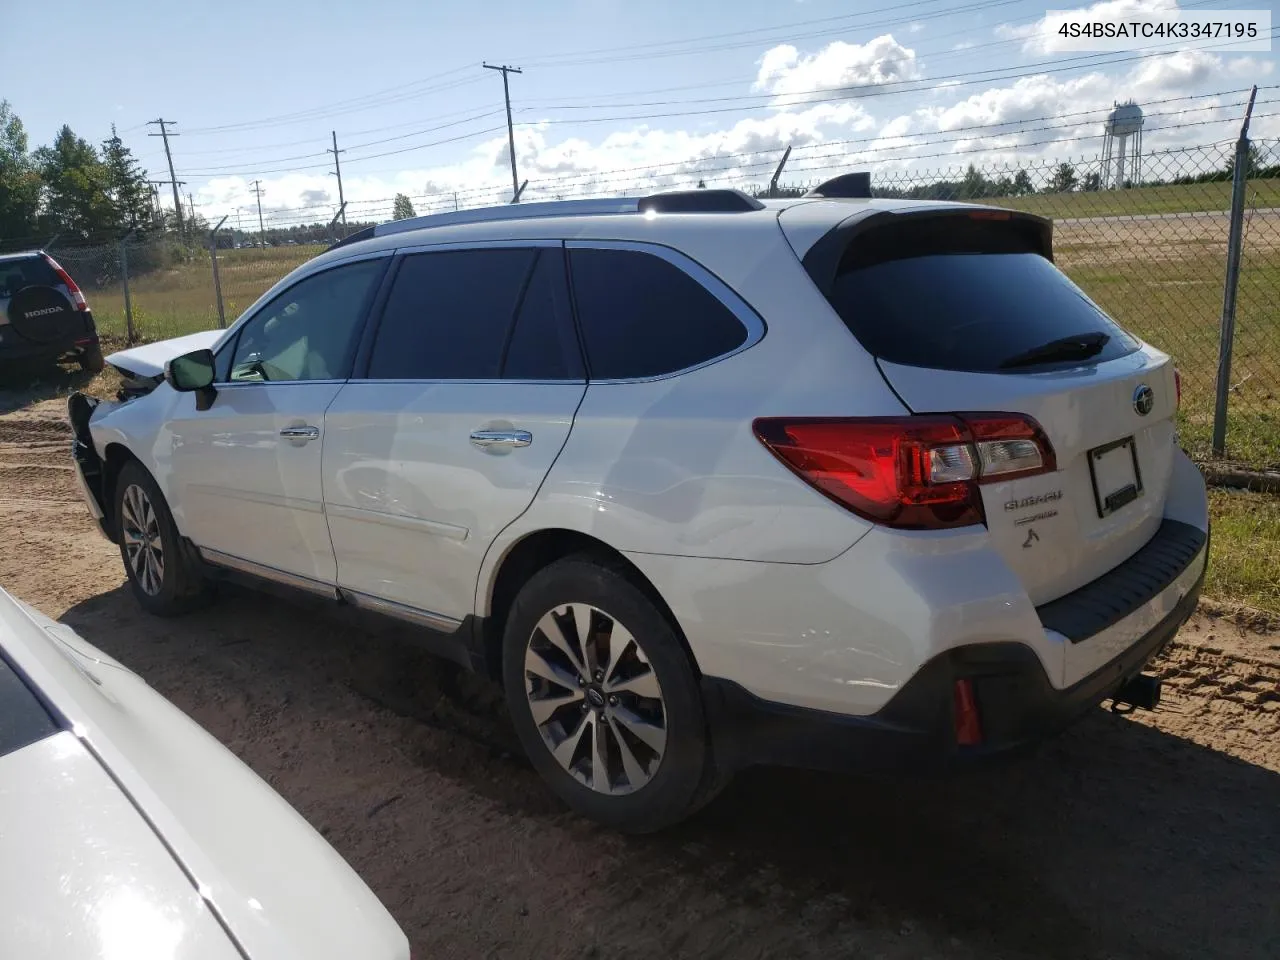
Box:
880, 349, 1177, 604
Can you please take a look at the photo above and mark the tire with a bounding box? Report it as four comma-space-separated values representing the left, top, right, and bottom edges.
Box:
502, 555, 727, 832
78, 343, 105, 374
114, 460, 213, 616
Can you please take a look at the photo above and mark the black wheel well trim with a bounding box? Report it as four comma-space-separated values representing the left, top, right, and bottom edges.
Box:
99, 442, 142, 538
475, 528, 699, 682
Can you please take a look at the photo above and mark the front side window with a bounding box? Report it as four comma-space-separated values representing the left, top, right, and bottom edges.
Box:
226, 258, 385, 383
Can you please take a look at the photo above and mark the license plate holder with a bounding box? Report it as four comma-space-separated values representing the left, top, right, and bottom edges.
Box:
1088, 436, 1143, 518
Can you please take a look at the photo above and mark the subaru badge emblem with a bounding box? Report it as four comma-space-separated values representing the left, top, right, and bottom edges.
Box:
1133, 384, 1154, 416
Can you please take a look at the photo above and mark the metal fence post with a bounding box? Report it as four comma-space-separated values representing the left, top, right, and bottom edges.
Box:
769, 145, 792, 199
1211, 85, 1257, 458
209, 215, 229, 328
119, 239, 135, 343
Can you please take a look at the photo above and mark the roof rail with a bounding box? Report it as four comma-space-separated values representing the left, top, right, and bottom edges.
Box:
637, 189, 764, 213
326, 225, 375, 252
374, 198, 639, 239
804, 172, 873, 199
326, 188, 770, 251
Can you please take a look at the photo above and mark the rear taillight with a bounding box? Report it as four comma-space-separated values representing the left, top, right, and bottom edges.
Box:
1174, 367, 1181, 410
753, 413, 1056, 531
42, 253, 88, 311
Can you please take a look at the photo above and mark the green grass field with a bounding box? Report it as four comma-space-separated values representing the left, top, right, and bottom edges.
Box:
992, 177, 1280, 220
1206, 487, 1280, 615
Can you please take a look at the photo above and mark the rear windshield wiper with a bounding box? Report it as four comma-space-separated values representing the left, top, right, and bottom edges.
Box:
999, 331, 1110, 370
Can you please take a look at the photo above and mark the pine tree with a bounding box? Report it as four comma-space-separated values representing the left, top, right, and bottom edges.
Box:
0, 101, 41, 243
1047, 162, 1078, 194
392, 193, 416, 220
101, 125, 151, 233
35, 125, 113, 238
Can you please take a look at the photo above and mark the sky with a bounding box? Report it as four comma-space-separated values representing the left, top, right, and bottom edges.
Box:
2, 0, 1276, 230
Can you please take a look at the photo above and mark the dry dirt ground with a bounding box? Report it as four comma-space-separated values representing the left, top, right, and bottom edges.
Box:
2, 376, 1279, 960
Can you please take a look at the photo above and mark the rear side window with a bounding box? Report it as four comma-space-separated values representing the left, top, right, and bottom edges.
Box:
568, 247, 748, 380
0, 257, 59, 299
367, 247, 582, 380
824, 220, 1139, 373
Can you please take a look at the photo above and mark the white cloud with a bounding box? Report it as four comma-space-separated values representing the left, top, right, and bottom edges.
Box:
753, 36, 920, 105
908, 22, 925, 33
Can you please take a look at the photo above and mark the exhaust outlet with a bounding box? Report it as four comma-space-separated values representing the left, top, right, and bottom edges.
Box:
1112, 673, 1162, 712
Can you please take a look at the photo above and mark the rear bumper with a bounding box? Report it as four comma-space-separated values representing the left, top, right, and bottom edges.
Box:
0, 327, 98, 363
702, 528, 1207, 775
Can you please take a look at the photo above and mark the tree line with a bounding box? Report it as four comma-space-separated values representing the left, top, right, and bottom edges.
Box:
1, 100, 157, 248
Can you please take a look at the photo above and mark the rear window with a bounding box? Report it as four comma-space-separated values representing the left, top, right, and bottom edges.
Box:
825, 225, 1139, 373
0, 257, 59, 299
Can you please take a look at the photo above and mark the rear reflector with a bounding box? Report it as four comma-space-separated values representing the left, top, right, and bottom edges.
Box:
753, 413, 1055, 530
953, 678, 982, 746
42, 253, 88, 311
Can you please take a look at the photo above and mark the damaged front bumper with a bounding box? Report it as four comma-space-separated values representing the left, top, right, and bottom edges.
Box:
67, 393, 113, 541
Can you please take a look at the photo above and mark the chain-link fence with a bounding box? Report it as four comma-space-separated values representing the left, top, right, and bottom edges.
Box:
50, 239, 320, 345
32, 135, 1280, 473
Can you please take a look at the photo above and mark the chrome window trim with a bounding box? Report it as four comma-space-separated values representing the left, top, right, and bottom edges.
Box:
392, 237, 563, 255
564, 239, 766, 384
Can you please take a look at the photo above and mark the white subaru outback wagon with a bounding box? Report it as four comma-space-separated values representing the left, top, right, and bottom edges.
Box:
69, 183, 1209, 832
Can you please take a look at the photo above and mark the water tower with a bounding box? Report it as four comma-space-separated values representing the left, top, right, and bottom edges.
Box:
1102, 101, 1144, 188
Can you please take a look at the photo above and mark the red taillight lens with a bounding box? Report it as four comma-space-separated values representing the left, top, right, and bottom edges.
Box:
953, 678, 983, 746
42, 253, 88, 311
753, 413, 1055, 531
1174, 368, 1181, 410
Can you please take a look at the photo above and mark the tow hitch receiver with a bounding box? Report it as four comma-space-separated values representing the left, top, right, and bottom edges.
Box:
1111, 673, 1162, 713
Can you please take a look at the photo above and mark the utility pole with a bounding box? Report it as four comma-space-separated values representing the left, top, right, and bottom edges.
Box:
483, 63, 523, 201
249, 180, 266, 248
147, 119, 184, 234
327, 131, 347, 226
186, 193, 195, 224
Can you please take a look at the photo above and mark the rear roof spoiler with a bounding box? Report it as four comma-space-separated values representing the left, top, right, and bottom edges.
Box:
800, 206, 1054, 296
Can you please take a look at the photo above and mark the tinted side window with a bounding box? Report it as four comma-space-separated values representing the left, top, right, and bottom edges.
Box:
228, 258, 384, 382
368, 248, 535, 380
568, 247, 748, 380
501, 249, 582, 380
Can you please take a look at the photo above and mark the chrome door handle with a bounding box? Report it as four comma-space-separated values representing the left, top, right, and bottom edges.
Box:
279, 425, 320, 440
470, 429, 532, 449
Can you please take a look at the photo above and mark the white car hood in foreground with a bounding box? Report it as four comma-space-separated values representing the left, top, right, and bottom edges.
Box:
105, 329, 224, 378
0, 594, 409, 960
0, 731, 239, 960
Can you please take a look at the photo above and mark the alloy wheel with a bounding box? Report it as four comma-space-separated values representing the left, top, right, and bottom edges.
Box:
523, 602, 667, 795
121, 483, 165, 596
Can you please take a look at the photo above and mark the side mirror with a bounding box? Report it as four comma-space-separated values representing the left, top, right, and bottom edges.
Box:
164, 349, 217, 410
